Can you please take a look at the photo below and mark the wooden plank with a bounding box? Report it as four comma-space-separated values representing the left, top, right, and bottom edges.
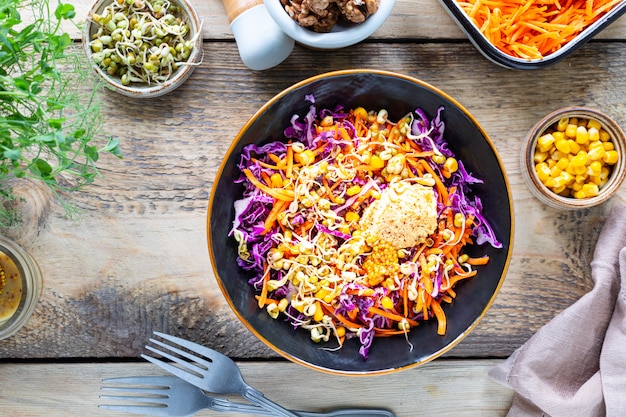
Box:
1, 40, 623, 360
61, 0, 626, 41
0, 360, 513, 416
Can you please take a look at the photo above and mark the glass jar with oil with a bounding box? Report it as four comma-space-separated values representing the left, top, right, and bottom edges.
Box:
0, 236, 42, 340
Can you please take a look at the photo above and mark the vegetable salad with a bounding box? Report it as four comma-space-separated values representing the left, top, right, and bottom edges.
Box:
456, 0, 625, 60
231, 95, 501, 359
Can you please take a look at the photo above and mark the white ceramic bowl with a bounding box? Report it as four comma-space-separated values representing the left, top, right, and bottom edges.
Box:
83, 0, 202, 98
264, 0, 396, 49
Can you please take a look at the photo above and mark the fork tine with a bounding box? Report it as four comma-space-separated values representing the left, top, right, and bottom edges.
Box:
102, 376, 173, 386
153, 331, 221, 359
141, 334, 215, 386
99, 394, 167, 403
100, 386, 170, 396
141, 353, 206, 389
98, 404, 171, 417
146, 337, 212, 370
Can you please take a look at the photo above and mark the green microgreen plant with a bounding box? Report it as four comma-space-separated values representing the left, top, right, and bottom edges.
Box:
0, 0, 122, 228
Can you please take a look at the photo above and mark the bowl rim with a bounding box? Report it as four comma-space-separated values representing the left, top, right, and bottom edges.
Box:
522, 106, 626, 209
207, 69, 514, 375
438, 0, 626, 69
263, 0, 397, 49
82, 0, 202, 98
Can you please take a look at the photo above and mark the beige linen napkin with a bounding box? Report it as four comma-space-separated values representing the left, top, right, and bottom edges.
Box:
489, 204, 626, 417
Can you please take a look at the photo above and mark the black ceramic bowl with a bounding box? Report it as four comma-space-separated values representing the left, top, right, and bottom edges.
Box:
207, 70, 514, 375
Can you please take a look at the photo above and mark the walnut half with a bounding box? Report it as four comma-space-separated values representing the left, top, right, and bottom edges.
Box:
282, 0, 381, 33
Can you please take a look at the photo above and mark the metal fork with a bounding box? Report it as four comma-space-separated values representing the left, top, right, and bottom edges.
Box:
141, 332, 298, 417
99, 375, 396, 417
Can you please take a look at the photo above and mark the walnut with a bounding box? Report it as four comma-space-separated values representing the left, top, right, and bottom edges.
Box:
336, 0, 365, 23
364, 0, 379, 15
303, 0, 330, 16
282, 0, 381, 33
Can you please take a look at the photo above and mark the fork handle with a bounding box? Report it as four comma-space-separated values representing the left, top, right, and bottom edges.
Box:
243, 386, 300, 417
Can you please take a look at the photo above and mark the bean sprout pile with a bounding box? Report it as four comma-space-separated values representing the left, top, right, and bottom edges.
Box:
88, 0, 200, 86
231, 95, 501, 359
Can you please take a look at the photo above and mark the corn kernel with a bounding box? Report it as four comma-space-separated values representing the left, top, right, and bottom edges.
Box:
320, 115, 334, 127
600, 166, 611, 180
565, 124, 577, 138
534, 151, 549, 163
574, 190, 586, 199
587, 119, 602, 130
603, 141, 615, 151
560, 171, 574, 185
346, 185, 361, 196
604, 150, 619, 164
354, 107, 368, 120
571, 152, 589, 168
575, 126, 589, 144
567, 140, 581, 154
444, 157, 459, 174
278, 298, 289, 312
537, 133, 555, 152
335, 326, 346, 338
431, 154, 446, 165
370, 155, 385, 169
294, 150, 316, 166
555, 138, 570, 153
556, 117, 569, 131
582, 183, 599, 197
556, 158, 569, 171
536, 162, 551, 182
587, 143, 606, 162
313, 303, 324, 322
574, 165, 587, 175
381, 296, 394, 310
587, 161, 602, 176
552, 175, 566, 188
345, 211, 360, 222
588, 127, 600, 142
550, 165, 562, 178
270, 173, 283, 188
600, 129, 611, 142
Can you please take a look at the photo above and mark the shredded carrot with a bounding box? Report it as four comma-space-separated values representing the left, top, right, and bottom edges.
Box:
243, 169, 294, 201
261, 199, 288, 235
257, 264, 271, 308
369, 306, 419, 326
467, 256, 490, 265
429, 297, 447, 336
418, 159, 449, 203
286, 145, 294, 178
456, 0, 624, 59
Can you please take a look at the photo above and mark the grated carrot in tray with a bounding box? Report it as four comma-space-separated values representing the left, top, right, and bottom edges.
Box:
456, 0, 624, 59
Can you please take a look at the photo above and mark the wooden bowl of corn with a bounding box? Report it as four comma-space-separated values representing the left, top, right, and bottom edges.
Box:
522, 107, 626, 209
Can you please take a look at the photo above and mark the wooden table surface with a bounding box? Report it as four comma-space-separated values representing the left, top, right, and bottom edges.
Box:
3, 0, 626, 415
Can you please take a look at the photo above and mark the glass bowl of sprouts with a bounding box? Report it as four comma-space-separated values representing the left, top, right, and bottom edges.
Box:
83, 0, 202, 98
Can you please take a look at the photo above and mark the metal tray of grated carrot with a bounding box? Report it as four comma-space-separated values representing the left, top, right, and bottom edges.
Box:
438, 0, 626, 69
